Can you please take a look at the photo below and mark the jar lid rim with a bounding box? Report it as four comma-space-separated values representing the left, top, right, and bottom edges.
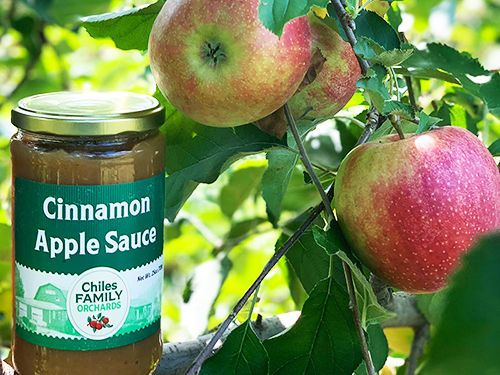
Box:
11, 91, 165, 136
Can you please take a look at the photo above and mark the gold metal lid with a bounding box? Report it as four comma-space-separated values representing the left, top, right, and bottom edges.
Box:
11, 91, 165, 136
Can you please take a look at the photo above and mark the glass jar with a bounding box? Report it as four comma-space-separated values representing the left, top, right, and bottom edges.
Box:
10, 92, 166, 375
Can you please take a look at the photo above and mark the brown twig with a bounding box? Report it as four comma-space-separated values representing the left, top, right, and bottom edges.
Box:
405, 323, 430, 375
343, 264, 377, 375
398, 32, 420, 111
284, 104, 335, 218
330, 0, 370, 76
404, 76, 419, 110
370, 275, 427, 328
389, 114, 405, 139
285, 102, 377, 375
184, 185, 334, 375
355, 105, 380, 146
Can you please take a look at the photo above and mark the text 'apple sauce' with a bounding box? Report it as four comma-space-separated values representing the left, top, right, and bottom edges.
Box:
10, 91, 166, 375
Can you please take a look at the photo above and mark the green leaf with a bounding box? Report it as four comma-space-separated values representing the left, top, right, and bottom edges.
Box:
488, 139, 500, 157
283, 260, 309, 308
370, 119, 393, 141
11, 16, 43, 56
416, 289, 449, 326
279, 168, 322, 213
262, 118, 322, 226
402, 43, 500, 119
354, 37, 413, 67
448, 104, 480, 135
262, 149, 298, 227
220, 162, 266, 218
386, 3, 403, 32
312, 222, 351, 257
264, 277, 363, 375
347, 0, 357, 12
420, 233, 500, 375
416, 112, 442, 135
403, 43, 487, 76
370, 119, 418, 141
382, 100, 416, 119
336, 251, 395, 328
355, 324, 389, 375
430, 101, 480, 135
225, 218, 267, 242
20, 0, 113, 25
312, 224, 394, 327
199, 320, 269, 375
393, 67, 460, 85
353, 9, 400, 52
283, 228, 344, 293
357, 64, 391, 111
371, 44, 413, 67
81, 1, 165, 51
154, 91, 287, 221
258, 0, 329, 37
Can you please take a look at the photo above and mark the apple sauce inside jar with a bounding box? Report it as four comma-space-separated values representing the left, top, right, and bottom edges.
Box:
10, 92, 166, 375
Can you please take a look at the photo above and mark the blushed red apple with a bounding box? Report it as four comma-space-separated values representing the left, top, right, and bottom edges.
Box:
334, 126, 500, 293
148, 0, 311, 127
287, 16, 361, 119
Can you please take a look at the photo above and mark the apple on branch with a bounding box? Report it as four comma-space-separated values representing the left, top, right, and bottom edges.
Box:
334, 126, 500, 293
148, 0, 311, 127
287, 14, 362, 120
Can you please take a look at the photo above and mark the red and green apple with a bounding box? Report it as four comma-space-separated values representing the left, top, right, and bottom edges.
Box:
148, 0, 312, 127
334, 126, 500, 293
287, 16, 361, 119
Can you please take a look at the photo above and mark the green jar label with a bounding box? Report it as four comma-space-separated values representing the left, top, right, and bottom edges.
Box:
14, 173, 164, 350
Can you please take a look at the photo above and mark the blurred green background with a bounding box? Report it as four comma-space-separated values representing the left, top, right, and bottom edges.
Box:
0, 0, 500, 363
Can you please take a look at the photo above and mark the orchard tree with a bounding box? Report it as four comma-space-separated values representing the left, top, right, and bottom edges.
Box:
1, 0, 500, 375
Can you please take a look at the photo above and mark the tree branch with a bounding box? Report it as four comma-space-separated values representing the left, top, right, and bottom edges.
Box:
405, 323, 430, 375
330, 0, 370, 76
284, 103, 335, 218
398, 32, 420, 112
371, 275, 427, 328
355, 105, 380, 146
285, 103, 376, 374
184, 185, 333, 375
343, 263, 377, 375
155, 313, 299, 375
404, 76, 419, 110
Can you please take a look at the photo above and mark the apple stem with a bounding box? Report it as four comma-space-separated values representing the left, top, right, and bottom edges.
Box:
356, 105, 380, 146
398, 32, 421, 111
285, 102, 377, 375
183, 185, 334, 375
389, 114, 405, 139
